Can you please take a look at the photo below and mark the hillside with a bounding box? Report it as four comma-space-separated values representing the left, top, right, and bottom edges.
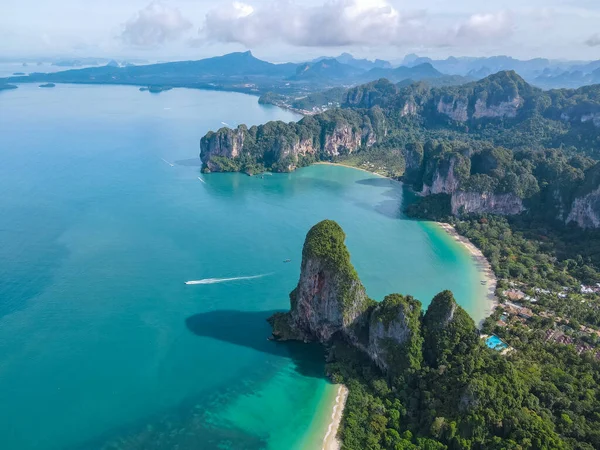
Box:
290, 58, 363, 82
267, 220, 600, 450
200, 71, 600, 227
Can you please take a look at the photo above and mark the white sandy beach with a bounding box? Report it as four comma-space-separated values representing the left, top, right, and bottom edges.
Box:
314, 161, 389, 178
436, 222, 498, 322
321, 385, 348, 450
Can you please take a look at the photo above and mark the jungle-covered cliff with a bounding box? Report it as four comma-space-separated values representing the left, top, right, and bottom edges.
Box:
268, 220, 571, 449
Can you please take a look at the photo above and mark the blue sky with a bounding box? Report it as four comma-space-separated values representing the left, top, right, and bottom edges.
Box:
2, 0, 600, 61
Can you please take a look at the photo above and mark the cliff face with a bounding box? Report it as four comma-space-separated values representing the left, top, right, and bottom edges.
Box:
560, 110, 600, 128
451, 191, 525, 216
280, 220, 372, 343
200, 126, 247, 171
421, 156, 461, 195
322, 124, 364, 157
436, 97, 468, 122
566, 186, 600, 228
562, 164, 600, 228
368, 294, 423, 374
200, 111, 379, 173
435, 95, 524, 122
473, 96, 523, 119
268, 221, 477, 378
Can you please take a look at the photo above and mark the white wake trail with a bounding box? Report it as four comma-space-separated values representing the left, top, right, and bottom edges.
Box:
185, 273, 272, 285
197, 177, 206, 184
161, 158, 174, 167
221, 121, 231, 127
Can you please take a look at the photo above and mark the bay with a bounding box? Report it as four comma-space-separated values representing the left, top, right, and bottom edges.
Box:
0, 84, 488, 450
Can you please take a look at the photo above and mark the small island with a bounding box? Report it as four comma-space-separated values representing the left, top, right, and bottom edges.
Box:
39, 83, 56, 88
0, 84, 18, 91
139, 85, 173, 93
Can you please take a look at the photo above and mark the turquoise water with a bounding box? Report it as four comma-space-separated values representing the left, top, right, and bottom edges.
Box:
0, 84, 488, 450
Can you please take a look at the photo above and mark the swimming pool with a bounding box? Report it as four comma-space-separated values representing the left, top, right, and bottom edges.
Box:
486, 335, 508, 351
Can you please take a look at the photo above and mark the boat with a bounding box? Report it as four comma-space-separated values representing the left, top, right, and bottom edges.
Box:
283, 259, 291, 263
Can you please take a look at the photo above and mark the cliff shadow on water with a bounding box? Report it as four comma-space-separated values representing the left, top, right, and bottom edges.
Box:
185, 310, 328, 379
353, 177, 414, 220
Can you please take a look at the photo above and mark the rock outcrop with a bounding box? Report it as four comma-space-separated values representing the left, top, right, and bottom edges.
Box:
200, 111, 380, 173
566, 186, 600, 228
200, 126, 247, 172
436, 97, 468, 122
451, 191, 525, 216
561, 109, 600, 128
268, 221, 476, 377
421, 157, 461, 195
368, 294, 423, 374
473, 96, 523, 119
563, 164, 600, 228
270, 220, 372, 343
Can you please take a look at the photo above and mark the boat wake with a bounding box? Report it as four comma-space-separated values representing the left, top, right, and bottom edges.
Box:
185, 273, 272, 285
197, 176, 206, 184
221, 121, 231, 127
161, 158, 174, 167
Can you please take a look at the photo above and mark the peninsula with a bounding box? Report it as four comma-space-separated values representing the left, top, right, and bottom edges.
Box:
269, 220, 568, 449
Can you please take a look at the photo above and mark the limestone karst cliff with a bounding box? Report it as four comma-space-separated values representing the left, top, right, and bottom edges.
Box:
269, 220, 372, 344
200, 109, 383, 174
268, 220, 477, 376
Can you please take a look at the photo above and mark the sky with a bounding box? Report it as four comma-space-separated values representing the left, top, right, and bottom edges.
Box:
2, 0, 600, 62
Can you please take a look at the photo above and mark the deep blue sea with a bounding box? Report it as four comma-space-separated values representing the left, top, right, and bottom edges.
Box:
0, 84, 488, 450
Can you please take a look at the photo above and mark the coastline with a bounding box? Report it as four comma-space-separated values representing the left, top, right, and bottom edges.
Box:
313, 161, 390, 179
321, 385, 348, 450
436, 222, 498, 324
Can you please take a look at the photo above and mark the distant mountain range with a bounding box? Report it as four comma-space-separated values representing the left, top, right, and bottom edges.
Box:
400, 54, 600, 89
3, 51, 600, 96
1, 51, 472, 98
313, 52, 392, 71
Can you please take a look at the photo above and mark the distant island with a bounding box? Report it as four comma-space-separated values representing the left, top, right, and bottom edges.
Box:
139, 85, 172, 93
12, 72, 26, 76
39, 83, 55, 88
0, 84, 18, 91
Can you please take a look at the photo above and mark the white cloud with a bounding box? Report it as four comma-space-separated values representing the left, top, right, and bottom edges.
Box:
456, 11, 514, 40
121, 2, 192, 47
586, 33, 600, 47
199, 0, 514, 49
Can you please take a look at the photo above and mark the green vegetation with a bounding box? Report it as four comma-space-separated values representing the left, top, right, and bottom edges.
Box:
371, 294, 424, 374
327, 289, 579, 450
302, 220, 369, 317
335, 146, 406, 178
201, 108, 385, 173
273, 217, 600, 449
259, 87, 346, 112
